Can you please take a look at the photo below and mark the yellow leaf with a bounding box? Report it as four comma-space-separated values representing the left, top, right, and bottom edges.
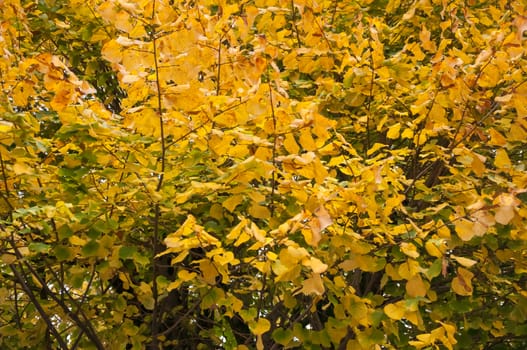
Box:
214, 251, 239, 266
283, 133, 300, 154
250, 318, 271, 336
451, 267, 474, 296
223, 195, 245, 212
406, 274, 428, 297
425, 240, 444, 258
478, 64, 500, 88
454, 219, 476, 241
0, 121, 13, 133
248, 203, 271, 219
367, 143, 385, 156
384, 301, 405, 320
69, 235, 86, 246
165, 216, 196, 247
398, 259, 420, 279
248, 222, 267, 242
386, 123, 401, 139
401, 127, 414, 139
494, 149, 511, 169
429, 104, 447, 125
177, 270, 197, 281
226, 219, 247, 242
298, 128, 317, 151
439, 321, 458, 348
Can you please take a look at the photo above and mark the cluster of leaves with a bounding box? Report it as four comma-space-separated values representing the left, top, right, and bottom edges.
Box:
1, 0, 527, 349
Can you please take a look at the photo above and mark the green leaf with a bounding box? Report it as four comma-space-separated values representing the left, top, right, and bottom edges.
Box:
119, 246, 137, 259
28, 242, 51, 253
81, 240, 100, 257
53, 245, 73, 261
272, 328, 293, 345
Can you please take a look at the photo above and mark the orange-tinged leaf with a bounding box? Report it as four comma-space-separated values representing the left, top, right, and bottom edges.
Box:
305, 257, 328, 274
199, 259, 219, 285
300, 273, 325, 295
471, 153, 486, 177
406, 274, 428, 297
514, 15, 527, 41
419, 25, 436, 52
494, 149, 511, 169
307, 206, 332, 247
488, 128, 507, 146
495, 206, 515, 225
451, 267, 474, 296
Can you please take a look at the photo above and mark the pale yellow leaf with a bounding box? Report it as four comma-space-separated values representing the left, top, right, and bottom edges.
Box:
451, 255, 477, 268
495, 205, 515, 225
13, 162, 34, 175
306, 257, 328, 274
400, 242, 420, 259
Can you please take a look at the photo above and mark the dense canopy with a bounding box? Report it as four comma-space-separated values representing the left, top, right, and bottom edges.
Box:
1, 0, 527, 349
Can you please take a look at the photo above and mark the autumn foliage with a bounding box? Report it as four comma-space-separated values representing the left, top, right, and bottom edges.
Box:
1, 0, 527, 349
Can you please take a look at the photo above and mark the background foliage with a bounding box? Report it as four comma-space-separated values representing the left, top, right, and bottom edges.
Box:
1, 0, 527, 349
